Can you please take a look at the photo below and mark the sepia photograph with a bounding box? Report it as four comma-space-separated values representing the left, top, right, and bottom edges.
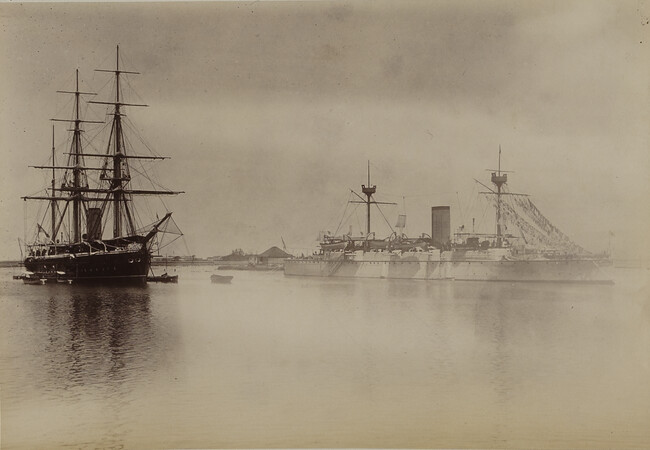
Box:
0, 0, 648, 448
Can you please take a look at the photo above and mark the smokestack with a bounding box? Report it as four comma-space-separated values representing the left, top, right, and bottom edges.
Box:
431, 206, 450, 249
86, 208, 102, 241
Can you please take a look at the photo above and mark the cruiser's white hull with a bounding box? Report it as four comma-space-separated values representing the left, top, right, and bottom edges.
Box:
284, 252, 613, 283
445, 258, 611, 283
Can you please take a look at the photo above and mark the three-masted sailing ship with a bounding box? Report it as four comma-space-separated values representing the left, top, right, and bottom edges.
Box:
22, 46, 182, 284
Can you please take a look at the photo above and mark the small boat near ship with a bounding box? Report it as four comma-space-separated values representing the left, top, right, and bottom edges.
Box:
20, 46, 183, 285
21, 272, 46, 285
147, 273, 179, 283
147, 254, 179, 283
211, 274, 234, 283
284, 154, 613, 283
14, 271, 72, 284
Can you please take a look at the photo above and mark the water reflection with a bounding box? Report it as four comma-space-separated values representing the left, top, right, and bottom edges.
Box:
1, 284, 183, 448
11, 283, 182, 404
4, 268, 644, 449
308, 277, 621, 444
40, 288, 147, 389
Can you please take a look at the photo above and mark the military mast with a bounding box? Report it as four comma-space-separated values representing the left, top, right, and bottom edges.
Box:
362, 160, 376, 236
478, 147, 519, 248
350, 161, 396, 247
491, 147, 507, 247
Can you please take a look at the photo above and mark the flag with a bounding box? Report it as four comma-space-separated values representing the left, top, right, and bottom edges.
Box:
395, 214, 406, 228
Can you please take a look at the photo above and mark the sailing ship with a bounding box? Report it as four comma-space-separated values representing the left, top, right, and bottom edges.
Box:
21, 46, 183, 284
284, 154, 613, 283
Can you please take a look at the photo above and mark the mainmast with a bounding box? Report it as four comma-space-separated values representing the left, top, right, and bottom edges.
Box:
113, 45, 126, 237
92, 45, 143, 238
476, 148, 532, 248
50, 125, 56, 240
90, 45, 182, 240
92, 45, 147, 238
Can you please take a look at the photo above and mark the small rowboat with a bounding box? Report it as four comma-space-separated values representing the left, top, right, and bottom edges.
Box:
211, 274, 233, 283
22, 272, 46, 285
147, 272, 179, 283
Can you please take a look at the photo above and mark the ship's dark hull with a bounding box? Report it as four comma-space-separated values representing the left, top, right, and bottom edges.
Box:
24, 248, 150, 285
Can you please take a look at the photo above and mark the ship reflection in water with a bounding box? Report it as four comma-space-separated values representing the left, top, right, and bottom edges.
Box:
42, 289, 156, 389
1, 268, 648, 449
1, 282, 183, 450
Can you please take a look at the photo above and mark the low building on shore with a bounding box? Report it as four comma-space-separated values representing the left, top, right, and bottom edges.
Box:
258, 246, 292, 266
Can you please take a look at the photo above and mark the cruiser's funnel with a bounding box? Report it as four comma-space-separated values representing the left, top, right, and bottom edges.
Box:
86, 208, 102, 240
431, 206, 450, 249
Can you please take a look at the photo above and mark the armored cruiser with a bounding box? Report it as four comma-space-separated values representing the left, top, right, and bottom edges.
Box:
284, 155, 612, 283
21, 46, 183, 284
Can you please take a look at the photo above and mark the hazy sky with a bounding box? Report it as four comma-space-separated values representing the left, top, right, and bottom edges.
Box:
1, 0, 648, 260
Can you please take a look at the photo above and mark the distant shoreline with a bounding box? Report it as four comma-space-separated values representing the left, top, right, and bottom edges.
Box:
0, 261, 21, 268
0, 259, 219, 268
2, 259, 647, 269
0, 259, 220, 268
151, 260, 216, 266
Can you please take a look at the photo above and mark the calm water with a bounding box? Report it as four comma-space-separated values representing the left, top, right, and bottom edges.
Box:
1, 266, 648, 449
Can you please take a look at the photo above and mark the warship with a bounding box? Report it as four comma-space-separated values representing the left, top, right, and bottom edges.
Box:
284, 155, 613, 283
21, 46, 183, 284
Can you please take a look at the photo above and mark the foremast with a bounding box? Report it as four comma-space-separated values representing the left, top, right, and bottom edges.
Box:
65, 70, 99, 242
23, 69, 102, 244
